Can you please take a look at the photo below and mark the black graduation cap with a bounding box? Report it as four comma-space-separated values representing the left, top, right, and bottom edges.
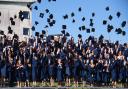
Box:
122, 31, 126, 36
78, 34, 82, 38
82, 17, 85, 21
10, 17, 13, 21
52, 0, 56, 1
35, 32, 39, 36
8, 29, 13, 34
27, 4, 31, 8
39, 13, 44, 18
91, 28, 95, 32
103, 20, 107, 25
32, 26, 35, 31
37, 0, 41, 3
78, 7, 82, 12
62, 25, 67, 29
90, 23, 94, 27
61, 30, 65, 34
52, 20, 56, 24
99, 35, 104, 40
82, 25, 86, 30
8, 26, 11, 30
63, 14, 68, 19
65, 32, 70, 36
86, 29, 90, 33
0, 30, 4, 35
79, 27, 82, 31
35, 21, 39, 25
92, 12, 95, 17
44, 25, 48, 28
14, 15, 17, 19
107, 28, 112, 33
47, 18, 51, 22
116, 12, 121, 18
42, 30, 46, 34
34, 6, 38, 10
11, 21, 15, 25
13, 34, 18, 39
105, 6, 109, 11
49, 14, 53, 19
72, 19, 75, 23
40, 35, 43, 38
90, 19, 93, 22
107, 24, 113, 33
108, 15, 113, 20
121, 21, 126, 28
71, 12, 75, 17
48, 0, 51, 2
49, 22, 53, 27
45, 9, 49, 13
115, 28, 122, 34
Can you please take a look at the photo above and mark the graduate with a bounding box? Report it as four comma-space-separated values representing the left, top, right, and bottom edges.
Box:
16, 59, 24, 87
40, 51, 48, 86
111, 55, 118, 87
103, 60, 110, 85
24, 59, 31, 87
0, 55, 6, 87
119, 56, 126, 87
47, 54, 55, 87
73, 53, 80, 87
65, 57, 71, 87
57, 58, 63, 87
81, 58, 88, 87
88, 59, 95, 86
32, 53, 38, 86
7, 58, 15, 87
96, 59, 103, 85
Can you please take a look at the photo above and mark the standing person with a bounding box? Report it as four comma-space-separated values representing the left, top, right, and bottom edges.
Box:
40, 51, 48, 86
0, 56, 6, 87
73, 53, 80, 87
47, 54, 55, 87
103, 60, 110, 86
57, 59, 63, 87
24, 59, 31, 87
88, 60, 95, 87
65, 57, 71, 87
119, 56, 126, 87
81, 59, 88, 87
7, 58, 15, 87
111, 55, 118, 87
16, 59, 23, 87
32, 53, 38, 86
96, 59, 103, 86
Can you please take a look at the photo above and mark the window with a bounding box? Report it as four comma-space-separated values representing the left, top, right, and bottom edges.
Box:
23, 28, 29, 35
22, 11, 30, 19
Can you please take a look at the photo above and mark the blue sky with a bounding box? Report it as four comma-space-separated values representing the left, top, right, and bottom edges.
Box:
32, 0, 128, 44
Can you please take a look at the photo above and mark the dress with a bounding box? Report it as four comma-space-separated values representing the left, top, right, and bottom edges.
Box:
111, 60, 118, 81
57, 64, 63, 82
32, 58, 38, 81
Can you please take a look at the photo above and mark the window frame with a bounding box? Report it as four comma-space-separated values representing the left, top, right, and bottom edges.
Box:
23, 28, 30, 36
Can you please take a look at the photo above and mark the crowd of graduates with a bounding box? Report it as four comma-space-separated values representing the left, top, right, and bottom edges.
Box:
0, 34, 128, 88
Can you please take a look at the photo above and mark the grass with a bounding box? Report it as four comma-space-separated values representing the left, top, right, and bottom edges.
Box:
5, 82, 128, 88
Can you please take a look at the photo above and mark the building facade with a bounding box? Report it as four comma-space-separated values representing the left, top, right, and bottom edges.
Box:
0, 0, 36, 41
